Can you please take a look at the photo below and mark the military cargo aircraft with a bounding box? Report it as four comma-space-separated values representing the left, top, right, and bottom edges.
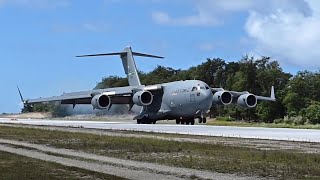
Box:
19, 47, 275, 125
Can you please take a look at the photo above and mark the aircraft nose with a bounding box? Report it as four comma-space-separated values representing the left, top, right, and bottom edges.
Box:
203, 89, 212, 98
200, 90, 213, 107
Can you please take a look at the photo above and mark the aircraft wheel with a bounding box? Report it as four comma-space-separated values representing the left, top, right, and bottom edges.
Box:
176, 119, 181, 124
198, 118, 203, 123
137, 119, 142, 124
141, 117, 150, 124
181, 120, 185, 125
186, 120, 190, 125
203, 117, 207, 124
190, 119, 195, 125
152, 120, 156, 124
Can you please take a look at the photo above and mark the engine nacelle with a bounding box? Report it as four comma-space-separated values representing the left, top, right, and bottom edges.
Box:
212, 91, 233, 105
237, 94, 257, 108
91, 94, 111, 110
133, 91, 153, 106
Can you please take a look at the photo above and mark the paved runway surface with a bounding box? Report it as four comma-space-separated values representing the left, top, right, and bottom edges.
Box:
1, 118, 320, 142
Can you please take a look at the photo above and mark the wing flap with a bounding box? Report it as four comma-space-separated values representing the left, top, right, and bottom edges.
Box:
27, 94, 91, 104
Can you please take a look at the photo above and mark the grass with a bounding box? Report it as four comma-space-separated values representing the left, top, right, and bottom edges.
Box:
0, 151, 125, 180
207, 120, 320, 129
0, 126, 319, 179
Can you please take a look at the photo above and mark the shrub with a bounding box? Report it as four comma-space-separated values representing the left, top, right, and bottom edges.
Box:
283, 116, 293, 124
273, 118, 284, 124
292, 116, 306, 125
305, 102, 320, 125
215, 116, 236, 121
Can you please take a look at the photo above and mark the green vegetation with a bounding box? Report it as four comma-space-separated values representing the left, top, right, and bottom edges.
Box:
305, 102, 320, 124
0, 126, 319, 179
0, 151, 123, 180
215, 116, 236, 122
22, 103, 68, 117
208, 119, 320, 129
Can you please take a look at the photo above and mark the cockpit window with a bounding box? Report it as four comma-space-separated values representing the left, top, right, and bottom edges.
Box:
200, 86, 205, 90
192, 87, 197, 91
205, 86, 210, 90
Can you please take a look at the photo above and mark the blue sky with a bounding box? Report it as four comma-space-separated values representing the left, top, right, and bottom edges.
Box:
1, 0, 319, 113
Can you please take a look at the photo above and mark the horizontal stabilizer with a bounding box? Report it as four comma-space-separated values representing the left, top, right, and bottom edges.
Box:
132, 52, 164, 59
76, 51, 164, 59
76, 52, 123, 57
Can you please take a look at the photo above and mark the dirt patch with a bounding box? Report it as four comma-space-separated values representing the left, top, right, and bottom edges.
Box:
0, 112, 52, 119
0, 139, 258, 180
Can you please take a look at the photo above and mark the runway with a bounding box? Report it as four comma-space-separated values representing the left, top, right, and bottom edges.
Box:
1, 118, 320, 142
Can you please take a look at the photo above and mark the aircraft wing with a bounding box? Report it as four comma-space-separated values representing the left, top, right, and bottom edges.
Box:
212, 86, 276, 102
230, 86, 275, 102
24, 84, 163, 105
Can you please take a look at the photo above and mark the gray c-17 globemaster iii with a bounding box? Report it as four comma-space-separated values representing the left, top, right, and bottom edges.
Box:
19, 47, 276, 125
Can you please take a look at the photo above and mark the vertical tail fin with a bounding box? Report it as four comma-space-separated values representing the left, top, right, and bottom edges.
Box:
76, 46, 164, 86
120, 47, 141, 86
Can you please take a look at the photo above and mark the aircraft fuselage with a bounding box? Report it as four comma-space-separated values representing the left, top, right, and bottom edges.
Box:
132, 80, 213, 122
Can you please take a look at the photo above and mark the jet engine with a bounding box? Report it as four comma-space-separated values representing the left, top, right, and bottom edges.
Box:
237, 94, 257, 108
212, 91, 233, 105
91, 94, 111, 109
133, 91, 153, 106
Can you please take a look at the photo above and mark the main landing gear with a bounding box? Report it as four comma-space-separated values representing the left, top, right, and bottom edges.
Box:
176, 117, 207, 125
176, 118, 195, 125
137, 117, 156, 124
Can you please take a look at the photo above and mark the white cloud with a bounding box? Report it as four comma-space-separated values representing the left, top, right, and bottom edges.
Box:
197, 0, 256, 12
152, 0, 257, 26
52, 22, 111, 33
82, 22, 110, 33
0, 0, 69, 9
152, 0, 320, 68
245, 0, 320, 68
198, 42, 215, 51
152, 10, 220, 26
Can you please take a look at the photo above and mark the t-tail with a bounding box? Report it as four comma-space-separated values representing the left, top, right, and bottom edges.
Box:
76, 47, 164, 86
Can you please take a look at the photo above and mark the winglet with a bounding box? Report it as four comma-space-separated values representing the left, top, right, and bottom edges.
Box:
255, 86, 276, 102
17, 86, 26, 104
270, 86, 275, 100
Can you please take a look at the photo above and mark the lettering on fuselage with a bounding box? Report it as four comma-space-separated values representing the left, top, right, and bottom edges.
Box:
171, 88, 190, 95
189, 93, 196, 103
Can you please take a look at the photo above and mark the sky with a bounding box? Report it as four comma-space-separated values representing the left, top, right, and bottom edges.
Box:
1, 0, 320, 113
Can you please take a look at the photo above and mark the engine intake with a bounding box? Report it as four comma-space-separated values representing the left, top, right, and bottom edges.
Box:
91, 94, 111, 109
237, 94, 257, 108
212, 91, 233, 105
133, 91, 153, 106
